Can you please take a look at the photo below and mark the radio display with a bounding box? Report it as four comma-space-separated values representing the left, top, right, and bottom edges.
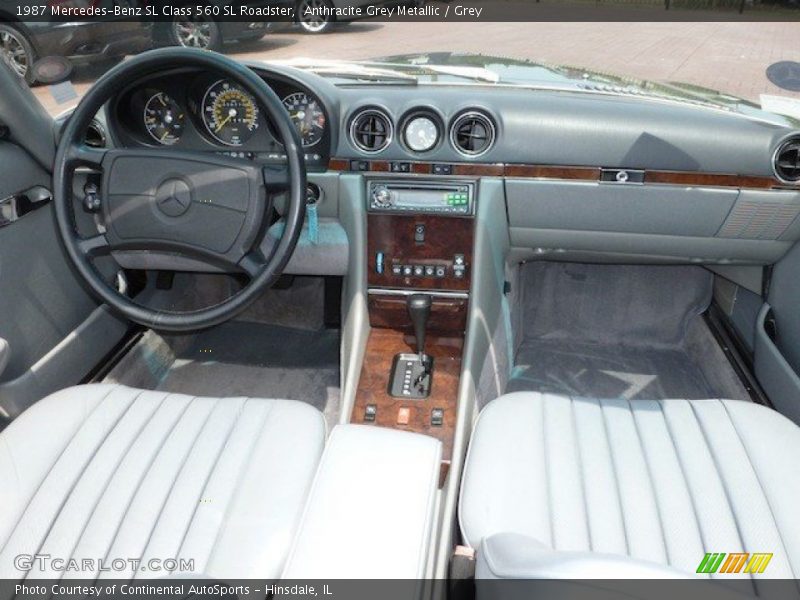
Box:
368, 181, 474, 214
395, 189, 469, 208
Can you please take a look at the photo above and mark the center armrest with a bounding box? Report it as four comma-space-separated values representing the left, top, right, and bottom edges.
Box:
281, 424, 442, 578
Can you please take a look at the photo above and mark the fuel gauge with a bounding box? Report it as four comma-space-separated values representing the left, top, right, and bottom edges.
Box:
144, 92, 184, 146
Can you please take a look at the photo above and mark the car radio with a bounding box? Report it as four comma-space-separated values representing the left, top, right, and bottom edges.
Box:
368, 181, 474, 215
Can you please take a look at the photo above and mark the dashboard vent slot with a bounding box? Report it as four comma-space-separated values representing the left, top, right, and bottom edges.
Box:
774, 137, 800, 183
85, 119, 107, 148
718, 199, 800, 240
450, 111, 495, 157
349, 108, 392, 154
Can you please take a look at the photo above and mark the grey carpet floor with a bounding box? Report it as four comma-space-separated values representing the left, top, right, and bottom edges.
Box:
156, 321, 341, 413
509, 337, 719, 399
508, 263, 749, 401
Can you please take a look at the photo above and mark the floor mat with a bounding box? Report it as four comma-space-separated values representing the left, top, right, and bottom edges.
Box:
156, 321, 341, 413
507, 263, 748, 401
158, 361, 339, 413
508, 338, 717, 399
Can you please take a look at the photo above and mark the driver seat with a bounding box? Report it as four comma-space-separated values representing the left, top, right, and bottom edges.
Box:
0, 384, 326, 579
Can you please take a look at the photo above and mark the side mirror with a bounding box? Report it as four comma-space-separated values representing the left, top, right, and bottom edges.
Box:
30, 56, 73, 85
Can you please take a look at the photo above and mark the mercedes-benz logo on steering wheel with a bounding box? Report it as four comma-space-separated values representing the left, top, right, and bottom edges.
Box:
155, 178, 192, 217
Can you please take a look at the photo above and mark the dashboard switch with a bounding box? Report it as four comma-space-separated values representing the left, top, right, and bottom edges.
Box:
432, 164, 453, 175
82, 183, 101, 213
414, 223, 426, 243
376, 252, 385, 275
431, 408, 444, 427
397, 407, 411, 425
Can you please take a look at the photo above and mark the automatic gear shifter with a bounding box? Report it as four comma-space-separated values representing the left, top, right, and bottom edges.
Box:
408, 294, 431, 358
388, 294, 434, 399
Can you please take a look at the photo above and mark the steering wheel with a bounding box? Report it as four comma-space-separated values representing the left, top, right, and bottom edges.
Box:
53, 48, 307, 332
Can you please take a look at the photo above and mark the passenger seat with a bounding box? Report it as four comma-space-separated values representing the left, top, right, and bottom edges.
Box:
459, 392, 800, 579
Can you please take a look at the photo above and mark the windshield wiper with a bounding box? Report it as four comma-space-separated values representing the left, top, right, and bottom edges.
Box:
276, 58, 501, 84
276, 59, 418, 84
357, 61, 501, 84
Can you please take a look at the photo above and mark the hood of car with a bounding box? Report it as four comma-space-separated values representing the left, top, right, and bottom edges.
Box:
370, 51, 797, 124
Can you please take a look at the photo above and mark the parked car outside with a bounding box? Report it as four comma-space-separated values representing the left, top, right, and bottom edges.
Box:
144, 0, 294, 50
0, 2, 151, 84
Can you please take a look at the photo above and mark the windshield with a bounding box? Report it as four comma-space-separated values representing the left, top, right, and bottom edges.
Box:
4, 13, 799, 121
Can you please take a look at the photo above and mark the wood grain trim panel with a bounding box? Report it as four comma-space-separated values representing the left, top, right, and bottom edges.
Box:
352, 328, 462, 485
643, 170, 776, 189
367, 214, 474, 292
504, 164, 601, 180
368, 293, 468, 333
329, 158, 799, 190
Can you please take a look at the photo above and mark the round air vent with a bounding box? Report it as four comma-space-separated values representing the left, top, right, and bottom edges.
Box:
85, 119, 106, 148
774, 137, 800, 183
349, 108, 392, 154
450, 110, 495, 157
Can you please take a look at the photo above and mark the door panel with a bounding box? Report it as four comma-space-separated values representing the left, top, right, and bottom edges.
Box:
0, 141, 127, 419
757, 242, 800, 424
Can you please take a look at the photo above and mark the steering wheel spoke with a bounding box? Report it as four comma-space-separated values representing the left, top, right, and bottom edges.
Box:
263, 164, 291, 192
77, 233, 110, 257
67, 142, 107, 170
238, 249, 269, 279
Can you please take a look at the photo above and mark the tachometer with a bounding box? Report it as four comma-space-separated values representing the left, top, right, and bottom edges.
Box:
282, 91, 326, 148
201, 80, 259, 146
144, 91, 184, 145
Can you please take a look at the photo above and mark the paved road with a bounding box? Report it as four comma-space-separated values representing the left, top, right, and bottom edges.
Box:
35, 21, 800, 116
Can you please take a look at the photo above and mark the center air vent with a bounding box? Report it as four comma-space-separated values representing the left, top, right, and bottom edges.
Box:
774, 137, 800, 183
450, 111, 495, 157
349, 108, 392, 154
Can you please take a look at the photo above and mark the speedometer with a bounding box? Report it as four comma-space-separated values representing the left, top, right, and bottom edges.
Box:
201, 80, 259, 146
282, 91, 326, 148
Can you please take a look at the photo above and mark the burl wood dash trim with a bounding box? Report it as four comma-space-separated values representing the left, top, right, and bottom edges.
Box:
367, 213, 474, 292
368, 293, 468, 333
329, 158, 797, 190
353, 329, 462, 485
644, 170, 776, 189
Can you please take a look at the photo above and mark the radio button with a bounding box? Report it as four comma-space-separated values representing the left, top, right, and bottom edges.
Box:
435, 266, 447, 278
372, 186, 393, 208
403, 265, 413, 277
413, 265, 425, 277
424, 265, 435, 277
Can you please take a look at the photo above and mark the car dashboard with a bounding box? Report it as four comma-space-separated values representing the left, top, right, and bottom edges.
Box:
93, 60, 800, 273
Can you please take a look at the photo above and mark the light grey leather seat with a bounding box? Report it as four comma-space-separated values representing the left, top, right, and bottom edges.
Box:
0, 384, 325, 580
460, 392, 800, 580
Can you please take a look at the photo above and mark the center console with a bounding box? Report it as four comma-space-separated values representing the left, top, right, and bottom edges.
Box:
352, 178, 476, 484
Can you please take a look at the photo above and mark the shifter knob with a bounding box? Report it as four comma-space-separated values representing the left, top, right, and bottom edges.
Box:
407, 293, 432, 357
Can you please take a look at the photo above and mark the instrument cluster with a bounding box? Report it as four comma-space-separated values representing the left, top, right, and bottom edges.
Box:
112, 70, 329, 157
